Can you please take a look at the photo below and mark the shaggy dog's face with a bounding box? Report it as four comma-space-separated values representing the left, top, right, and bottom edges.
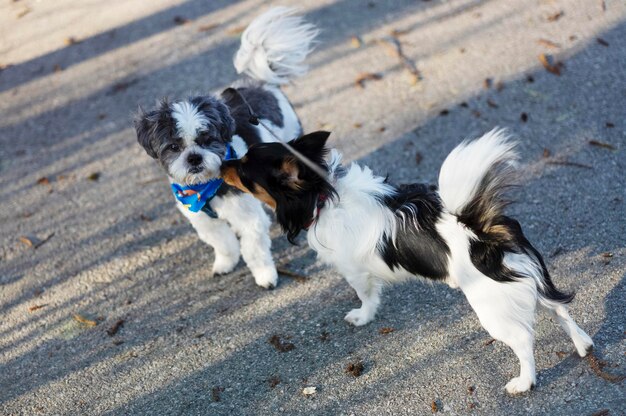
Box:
134, 96, 235, 185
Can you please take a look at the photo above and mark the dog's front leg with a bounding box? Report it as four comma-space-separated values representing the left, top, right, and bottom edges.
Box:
343, 272, 382, 326
214, 194, 278, 289
177, 203, 241, 275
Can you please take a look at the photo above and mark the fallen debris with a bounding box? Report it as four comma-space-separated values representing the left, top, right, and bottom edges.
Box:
415, 152, 423, 165
28, 304, 48, 312
520, 112, 529, 122
439, 109, 449, 116
277, 267, 307, 283
227, 26, 246, 36
268, 335, 295, 352
73, 313, 97, 327
379, 327, 395, 335
87, 172, 101, 181
197, 23, 218, 32
36, 177, 50, 185
589, 140, 616, 150
483, 78, 492, 89
486, 99, 498, 108
267, 376, 281, 388
345, 360, 365, 377
484, 338, 495, 346
107, 79, 139, 96
106, 319, 125, 336
605, 122, 615, 128
173, 16, 191, 25
546, 11, 564, 22
302, 386, 316, 396
64, 37, 81, 46
319, 331, 330, 342
350, 35, 363, 48
590, 410, 609, 416
19, 232, 55, 249
16, 6, 31, 19
377, 36, 421, 85
538, 53, 563, 76
355, 72, 383, 89
537, 38, 561, 49
212, 386, 224, 402
542, 148, 551, 158
596, 38, 609, 47
555, 351, 569, 359
587, 353, 625, 383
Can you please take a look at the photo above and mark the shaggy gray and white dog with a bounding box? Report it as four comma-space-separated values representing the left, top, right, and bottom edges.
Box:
134, 8, 317, 288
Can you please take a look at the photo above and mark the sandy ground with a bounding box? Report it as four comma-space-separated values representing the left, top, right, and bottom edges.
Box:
1, 0, 624, 415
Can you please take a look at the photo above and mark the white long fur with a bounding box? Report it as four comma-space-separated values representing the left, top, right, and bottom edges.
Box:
304, 130, 592, 394
234, 7, 318, 84
438, 128, 517, 216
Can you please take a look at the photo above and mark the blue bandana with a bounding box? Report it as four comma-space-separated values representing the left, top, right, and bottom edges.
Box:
171, 144, 237, 218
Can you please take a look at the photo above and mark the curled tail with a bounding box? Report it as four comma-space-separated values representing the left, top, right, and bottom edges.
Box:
234, 7, 318, 85
438, 128, 574, 305
438, 128, 518, 231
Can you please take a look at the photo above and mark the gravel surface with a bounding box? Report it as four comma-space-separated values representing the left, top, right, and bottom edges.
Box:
1, 1, 624, 415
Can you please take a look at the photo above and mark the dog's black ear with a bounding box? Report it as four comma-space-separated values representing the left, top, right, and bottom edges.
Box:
134, 107, 158, 159
289, 131, 331, 159
215, 101, 235, 141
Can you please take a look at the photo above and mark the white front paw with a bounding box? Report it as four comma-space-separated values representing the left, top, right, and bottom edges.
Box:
505, 376, 534, 395
344, 308, 374, 326
251, 266, 278, 289
212, 252, 239, 276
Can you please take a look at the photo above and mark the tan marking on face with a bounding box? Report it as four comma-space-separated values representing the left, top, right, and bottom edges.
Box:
221, 165, 277, 210
281, 158, 302, 190
221, 165, 249, 192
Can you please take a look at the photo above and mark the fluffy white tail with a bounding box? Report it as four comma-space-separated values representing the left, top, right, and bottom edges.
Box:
438, 128, 518, 228
234, 7, 318, 85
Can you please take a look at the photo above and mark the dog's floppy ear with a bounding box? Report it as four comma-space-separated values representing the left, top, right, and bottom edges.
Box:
289, 131, 331, 159
215, 100, 235, 141
134, 106, 158, 159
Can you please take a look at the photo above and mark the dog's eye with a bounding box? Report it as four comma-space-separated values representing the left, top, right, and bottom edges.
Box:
197, 135, 215, 148
169, 143, 181, 152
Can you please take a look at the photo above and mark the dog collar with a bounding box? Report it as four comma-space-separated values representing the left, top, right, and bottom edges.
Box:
304, 193, 329, 230
171, 144, 237, 218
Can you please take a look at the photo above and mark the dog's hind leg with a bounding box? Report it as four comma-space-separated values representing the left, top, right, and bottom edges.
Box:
460, 271, 538, 394
343, 271, 382, 327
544, 303, 593, 357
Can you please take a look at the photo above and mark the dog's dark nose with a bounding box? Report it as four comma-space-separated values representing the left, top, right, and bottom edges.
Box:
187, 153, 203, 166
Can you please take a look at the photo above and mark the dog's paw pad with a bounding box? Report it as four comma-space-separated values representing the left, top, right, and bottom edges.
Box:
344, 308, 373, 327
252, 266, 278, 289
505, 377, 534, 395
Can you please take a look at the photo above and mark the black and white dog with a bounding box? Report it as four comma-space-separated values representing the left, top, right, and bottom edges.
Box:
134, 8, 317, 288
220, 129, 594, 393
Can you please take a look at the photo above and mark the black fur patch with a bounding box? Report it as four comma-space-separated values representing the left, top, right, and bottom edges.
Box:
377, 184, 450, 280
221, 85, 284, 147
469, 216, 574, 303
